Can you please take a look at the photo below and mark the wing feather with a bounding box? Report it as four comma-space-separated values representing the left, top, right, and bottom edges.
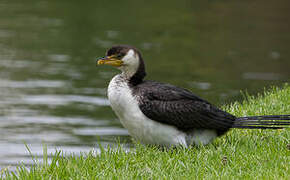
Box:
133, 81, 236, 132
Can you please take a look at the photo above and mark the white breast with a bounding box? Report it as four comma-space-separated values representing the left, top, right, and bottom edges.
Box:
107, 75, 187, 147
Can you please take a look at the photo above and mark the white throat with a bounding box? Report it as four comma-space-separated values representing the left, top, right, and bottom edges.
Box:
118, 49, 139, 79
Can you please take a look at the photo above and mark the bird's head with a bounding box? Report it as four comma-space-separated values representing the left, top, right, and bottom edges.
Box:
97, 45, 146, 85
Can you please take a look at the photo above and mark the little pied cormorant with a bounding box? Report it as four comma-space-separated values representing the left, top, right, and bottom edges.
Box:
96, 45, 290, 147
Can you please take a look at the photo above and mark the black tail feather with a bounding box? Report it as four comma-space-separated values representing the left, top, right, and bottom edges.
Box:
233, 115, 290, 129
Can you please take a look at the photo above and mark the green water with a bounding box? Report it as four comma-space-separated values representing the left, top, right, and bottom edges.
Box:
0, 0, 289, 170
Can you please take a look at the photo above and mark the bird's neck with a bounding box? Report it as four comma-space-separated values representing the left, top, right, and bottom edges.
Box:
120, 58, 146, 86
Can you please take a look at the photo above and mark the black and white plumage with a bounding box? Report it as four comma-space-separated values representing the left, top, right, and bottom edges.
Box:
97, 45, 290, 147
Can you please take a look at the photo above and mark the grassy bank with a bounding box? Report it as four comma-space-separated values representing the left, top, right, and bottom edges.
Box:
2, 84, 290, 179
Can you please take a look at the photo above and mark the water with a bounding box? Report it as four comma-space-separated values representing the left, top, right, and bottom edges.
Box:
0, 0, 289, 171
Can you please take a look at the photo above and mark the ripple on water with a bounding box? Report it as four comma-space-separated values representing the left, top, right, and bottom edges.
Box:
0, 116, 110, 126
0, 79, 67, 88
47, 54, 70, 62
74, 127, 129, 136
20, 94, 110, 106
0, 60, 37, 69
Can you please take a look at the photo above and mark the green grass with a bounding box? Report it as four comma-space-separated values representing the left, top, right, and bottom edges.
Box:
2, 84, 290, 179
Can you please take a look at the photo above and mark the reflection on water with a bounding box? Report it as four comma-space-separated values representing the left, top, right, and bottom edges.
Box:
0, 0, 290, 171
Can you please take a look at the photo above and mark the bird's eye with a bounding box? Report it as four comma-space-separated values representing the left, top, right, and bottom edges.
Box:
116, 54, 124, 58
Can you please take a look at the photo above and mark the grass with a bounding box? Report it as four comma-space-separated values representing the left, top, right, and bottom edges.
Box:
2, 84, 290, 179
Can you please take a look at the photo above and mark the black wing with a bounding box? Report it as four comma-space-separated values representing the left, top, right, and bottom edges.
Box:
132, 81, 236, 133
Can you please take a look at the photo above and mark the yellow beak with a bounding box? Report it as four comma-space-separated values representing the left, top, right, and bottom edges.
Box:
96, 55, 123, 67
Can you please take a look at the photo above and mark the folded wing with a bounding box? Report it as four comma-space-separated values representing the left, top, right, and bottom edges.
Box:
133, 81, 236, 133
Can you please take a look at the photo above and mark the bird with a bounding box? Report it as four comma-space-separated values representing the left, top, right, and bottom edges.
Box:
96, 45, 290, 147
